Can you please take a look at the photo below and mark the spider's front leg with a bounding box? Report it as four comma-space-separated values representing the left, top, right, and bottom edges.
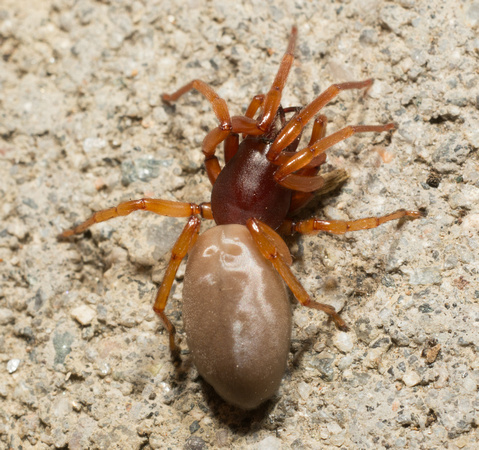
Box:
162, 80, 267, 184
58, 199, 208, 360
58, 198, 212, 239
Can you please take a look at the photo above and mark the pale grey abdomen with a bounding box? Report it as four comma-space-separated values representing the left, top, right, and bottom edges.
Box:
182, 225, 291, 409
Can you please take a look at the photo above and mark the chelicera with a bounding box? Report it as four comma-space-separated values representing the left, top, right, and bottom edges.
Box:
59, 28, 421, 410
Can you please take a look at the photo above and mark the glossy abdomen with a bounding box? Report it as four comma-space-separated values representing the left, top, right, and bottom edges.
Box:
182, 225, 292, 409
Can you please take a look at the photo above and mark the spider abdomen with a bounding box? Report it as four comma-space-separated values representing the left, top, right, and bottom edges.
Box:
211, 136, 292, 230
182, 224, 291, 409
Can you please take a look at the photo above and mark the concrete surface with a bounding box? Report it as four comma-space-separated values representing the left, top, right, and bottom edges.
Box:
1, 0, 478, 448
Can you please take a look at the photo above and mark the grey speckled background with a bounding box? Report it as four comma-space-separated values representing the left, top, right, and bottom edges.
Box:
1, 0, 478, 449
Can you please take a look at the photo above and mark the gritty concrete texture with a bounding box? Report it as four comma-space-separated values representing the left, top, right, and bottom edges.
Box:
1, 0, 478, 449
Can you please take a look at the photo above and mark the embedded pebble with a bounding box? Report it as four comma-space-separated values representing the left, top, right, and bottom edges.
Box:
7, 359, 21, 374
333, 331, 354, 353
327, 422, 343, 435
71, 305, 96, 326
462, 377, 477, 392
256, 436, 282, 450
0, 308, 14, 325
409, 267, 442, 285
403, 371, 421, 387
462, 214, 479, 231
7, 220, 28, 239
338, 355, 353, 370
121, 157, 164, 186
297, 381, 312, 400
82, 137, 106, 153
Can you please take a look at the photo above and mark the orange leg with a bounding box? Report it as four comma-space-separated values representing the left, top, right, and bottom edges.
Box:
288, 169, 349, 215
245, 94, 264, 119
279, 209, 423, 236
153, 216, 201, 359
273, 115, 328, 168
202, 115, 266, 183
277, 173, 325, 192
274, 123, 395, 181
276, 115, 330, 193
307, 114, 328, 146
58, 199, 212, 238
247, 218, 348, 331
267, 79, 375, 161
288, 115, 329, 211
162, 80, 234, 184
162, 79, 231, 129
162, 81, 267, 184
257, 27, 298, 132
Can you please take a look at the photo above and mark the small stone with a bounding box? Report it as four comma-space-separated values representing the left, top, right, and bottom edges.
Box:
121, 156, 167, 186
97, 362, 111, 377
455, 435, 470, 448
13, 380, 36, 405
0, 308, 14, 325
71, 305, 96, 326
444, 255, 458, 270
7, 359, 21, 374
314, 358, 335, 382
82, 137, 106, 153
403, 370, 421, 387
184, 436, 207, 450
359, 28, 378, 45
462, 376, 477, 392
215, 430, 229, 447
364, 348, 385, 369
409, 267, 442, 285
379, 4, 415, 35
118, 312, 137, 328
297, 381, 312, 400
256, 436, 282, 450
53, 331, 74, 365
327, 421, 342, 435
53, 396, 72, 417
423, 344, 441, 364
7, 220, 28, 239
338, 355, 353, 370
333, 331, 354, 353
462, 214, 479, 231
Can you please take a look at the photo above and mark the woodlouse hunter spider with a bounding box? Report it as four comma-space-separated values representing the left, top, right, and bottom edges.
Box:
58, 27, 422, 410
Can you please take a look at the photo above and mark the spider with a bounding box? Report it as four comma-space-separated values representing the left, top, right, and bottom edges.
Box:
59, 27, 421, 409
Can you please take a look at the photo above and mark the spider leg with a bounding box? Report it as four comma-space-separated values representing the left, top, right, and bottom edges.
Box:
287, 115, 329, 211
162, 79, 231, 129
288, 169, 349, 215
153, 216, 201, 360
279, 209, 423, 236
247, 217, 348, 331
162, 80, 234, 185
239, 94, 264, 141
307, 114, 328, 146
257, 27, 298, 132
274, 123, 395, 181
58, 199, 212, 238
275, 115, 330, 193
267, 79, 375, 161
277, 173, 325, 192
245, 94, 265, 119
162, 81, 269, 184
